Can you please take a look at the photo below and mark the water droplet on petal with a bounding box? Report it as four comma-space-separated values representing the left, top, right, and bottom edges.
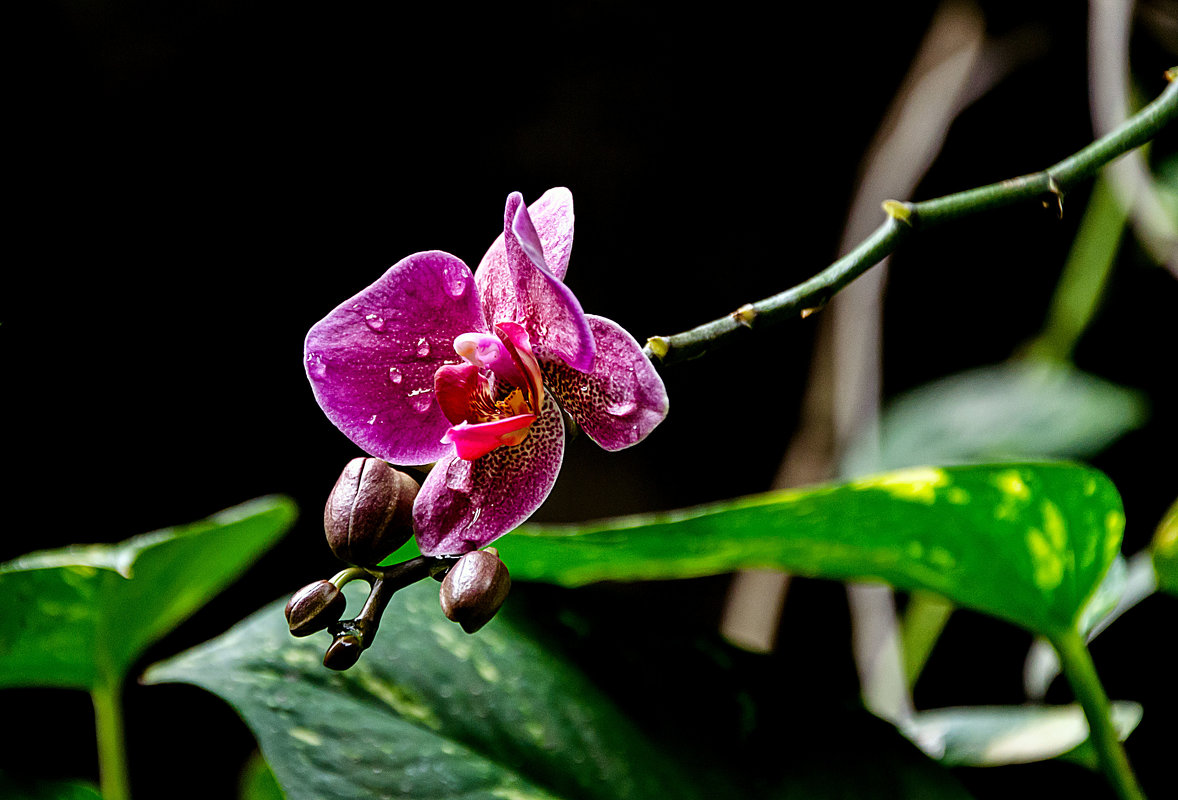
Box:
388, 367, 403, 384
408, 388, 432, 413
416, 338, 431, 357
605, 399, 637, 416
443, 263, 469, 297
307, 353, 328, 380
365, 313, 387, 332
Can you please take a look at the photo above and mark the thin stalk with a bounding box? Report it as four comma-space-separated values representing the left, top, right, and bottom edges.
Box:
899, 590, 955, 690
1051, 629, 1146, 800
644, 72, 1177, 367
92, 677, 131, 800
1027, 175, 1127, 360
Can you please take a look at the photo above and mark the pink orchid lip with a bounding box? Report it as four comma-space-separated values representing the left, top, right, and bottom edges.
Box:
442, 414, 537, 461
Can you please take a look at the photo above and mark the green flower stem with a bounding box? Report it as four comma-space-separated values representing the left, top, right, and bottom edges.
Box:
1051, 629, 1146, 800
92, 677, 131, 800
644, 71, 1177, 367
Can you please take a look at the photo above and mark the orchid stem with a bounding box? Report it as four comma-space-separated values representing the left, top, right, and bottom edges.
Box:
1051, 629, 1146, 800
644, 71, 1177, 367
93, 676, 131, 800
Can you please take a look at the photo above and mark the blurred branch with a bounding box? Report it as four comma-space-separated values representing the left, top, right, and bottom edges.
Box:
721, 5, 994, 719
1089, 0, 1178, 274
645, 69, 1178, 367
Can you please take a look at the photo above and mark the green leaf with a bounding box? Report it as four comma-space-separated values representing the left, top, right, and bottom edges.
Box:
902, 702, 1142, 768
497, 463, 1123, 637
239, 751, 285, 800
0, 496, 297, 690
1152, 497, 1178, 596
144, 581, 708, 800
839, 361, 1146, 477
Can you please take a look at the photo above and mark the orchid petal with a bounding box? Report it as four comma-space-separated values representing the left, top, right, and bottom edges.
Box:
511, 198, 554, 276
541, 315, 669, 451
304, 250, 484, 465
476, 192, 595, 372
414, 394, 566, 555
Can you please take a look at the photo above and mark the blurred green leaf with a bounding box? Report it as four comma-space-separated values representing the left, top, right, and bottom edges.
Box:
0, 496, 297, 690
903, 702, 1142, 767
839, 361, 1146, 477
1152, 497, 1178, 596
499, 463, 1123, 637
239, 751, 285, 800
0, 773, 102, 800
145, 581, 710, 800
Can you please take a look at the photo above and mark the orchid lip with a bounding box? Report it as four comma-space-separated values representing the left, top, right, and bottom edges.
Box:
442, 414, 537, 461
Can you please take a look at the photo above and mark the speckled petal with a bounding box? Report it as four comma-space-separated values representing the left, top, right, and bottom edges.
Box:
541, 315, 668, 451
476, 191, 595, 372
304, 250, 484, 465
414, 394, 566, 555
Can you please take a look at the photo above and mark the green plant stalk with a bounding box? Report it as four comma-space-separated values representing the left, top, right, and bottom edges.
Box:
92, 677, 131, 800
1051, 629, 1145, 800
645, 71, 1177, 367
1029, 175, 1127, 361
899, 590, 955, 690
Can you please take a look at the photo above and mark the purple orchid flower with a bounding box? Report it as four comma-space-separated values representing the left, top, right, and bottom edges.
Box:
305, 188, 668, 555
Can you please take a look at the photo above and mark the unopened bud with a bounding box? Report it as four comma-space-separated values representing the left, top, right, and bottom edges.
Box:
285, 580, 346, 637
325, 458, 419, 566
323, 633, 363, 671
439, 548, 511, 633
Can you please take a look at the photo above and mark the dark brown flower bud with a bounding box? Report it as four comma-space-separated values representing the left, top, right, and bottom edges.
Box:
325, 458, 419, 566
323, 633, 363, 671
285, 580, 346, 637
439, 548, 511, 633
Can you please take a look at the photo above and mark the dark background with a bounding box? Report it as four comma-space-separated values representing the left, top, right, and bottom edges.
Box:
4, 1, 1176, 798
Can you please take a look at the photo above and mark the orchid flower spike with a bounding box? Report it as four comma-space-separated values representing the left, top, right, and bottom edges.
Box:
305, 189, 668, 555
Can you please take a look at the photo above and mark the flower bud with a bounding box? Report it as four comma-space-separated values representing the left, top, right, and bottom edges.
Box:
323, 633, 363, 671
285, 580, 346, 637
325, 458, 419, 566
439, 548, 511, 633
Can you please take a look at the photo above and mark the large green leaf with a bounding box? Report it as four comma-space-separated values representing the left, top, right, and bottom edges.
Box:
839, 361, 1146, 477
497, 463, 1123, 637
1152, 497, 1178, 596
144, 581, 709, 800
0, 496, 297, 690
